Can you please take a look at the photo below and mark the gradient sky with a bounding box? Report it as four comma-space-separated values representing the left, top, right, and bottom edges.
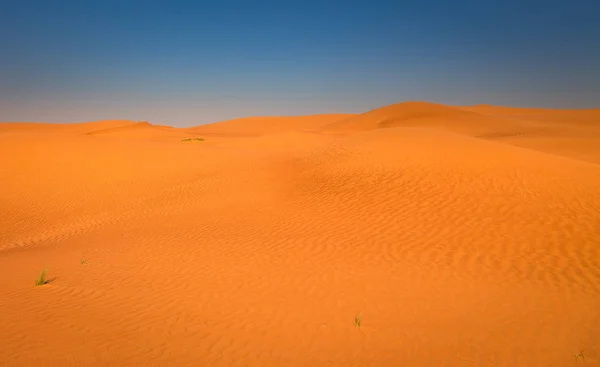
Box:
1, 0, 599, 126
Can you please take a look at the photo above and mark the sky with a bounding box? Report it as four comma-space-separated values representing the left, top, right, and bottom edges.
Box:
1, 0, 599, 126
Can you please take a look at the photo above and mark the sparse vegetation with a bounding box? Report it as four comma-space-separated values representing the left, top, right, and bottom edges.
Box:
181, 137, 205, 143
574, 350, 585, 361
80, 257, 88, 265
35, 269, 47, 286
354, 313, 362, 327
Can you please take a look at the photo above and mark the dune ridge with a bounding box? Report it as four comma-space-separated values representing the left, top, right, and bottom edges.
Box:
185, 114, 356, 137
1, 101, 599, 366
0, 120, 138, 134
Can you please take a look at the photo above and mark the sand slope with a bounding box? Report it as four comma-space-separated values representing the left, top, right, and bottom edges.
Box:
186, 114, 355, 136
1, 103, 599, 366
85, 121, 194, 140
462, 105, 600, 165
319, 101, 522, 135
321, 101, 600, 165
0, 120, 137, 134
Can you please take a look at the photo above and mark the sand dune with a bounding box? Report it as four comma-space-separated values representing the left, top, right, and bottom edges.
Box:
463, 104, 600, 125
186, 114, 355, 136
320, 101, 600, 164
0, 120, 138, 134
1, 102, 599, 366
460, 105, 600, 164
85, 121, 194, 140
319, 101, 522, 134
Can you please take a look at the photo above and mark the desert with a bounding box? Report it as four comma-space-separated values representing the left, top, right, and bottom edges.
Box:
1, 101, 599, 366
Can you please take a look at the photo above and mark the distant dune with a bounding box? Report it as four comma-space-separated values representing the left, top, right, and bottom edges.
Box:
1, 102, 599, 366
320, 101, 483, 131
320, 101, 554, 137
185, 114, 355, 136
0, 120, 136, 134
464, 104, 600, 122
84, 121, 191, 139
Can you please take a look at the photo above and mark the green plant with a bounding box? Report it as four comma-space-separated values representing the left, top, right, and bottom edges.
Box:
35, 269, 47, 286
181, 137, 205, 143
354, 313, 362, 327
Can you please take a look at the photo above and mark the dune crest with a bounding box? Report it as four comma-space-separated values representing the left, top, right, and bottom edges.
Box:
0, 120, 139, 134
186, 114, 355, 136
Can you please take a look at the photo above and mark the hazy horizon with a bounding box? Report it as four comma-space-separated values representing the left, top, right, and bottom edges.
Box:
2, 0, 599, 127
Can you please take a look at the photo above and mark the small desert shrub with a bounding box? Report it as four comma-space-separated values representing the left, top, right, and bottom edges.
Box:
35, 269, 47, 286
181, 137, 205, 143
354, 313, 362, 327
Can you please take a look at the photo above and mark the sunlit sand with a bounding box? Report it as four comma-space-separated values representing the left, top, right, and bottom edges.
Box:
1, 102, 599, 366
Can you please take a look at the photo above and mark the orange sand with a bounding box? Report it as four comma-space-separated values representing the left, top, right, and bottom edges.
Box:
1, 102, 599, 366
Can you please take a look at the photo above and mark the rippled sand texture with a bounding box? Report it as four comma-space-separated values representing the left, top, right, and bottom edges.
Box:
1, 102, 599, 366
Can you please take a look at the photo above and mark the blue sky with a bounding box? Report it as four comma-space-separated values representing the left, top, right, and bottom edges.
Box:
1, 0, 599, 126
